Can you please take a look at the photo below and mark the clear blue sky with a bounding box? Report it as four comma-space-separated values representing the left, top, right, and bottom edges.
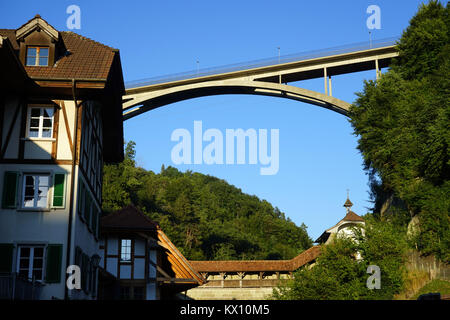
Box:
1, 0, 427, 241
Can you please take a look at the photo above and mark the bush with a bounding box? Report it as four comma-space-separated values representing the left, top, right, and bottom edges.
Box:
273, 216, 408, 300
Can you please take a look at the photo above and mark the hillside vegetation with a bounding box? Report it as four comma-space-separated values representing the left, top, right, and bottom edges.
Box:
102, 141, 312, 261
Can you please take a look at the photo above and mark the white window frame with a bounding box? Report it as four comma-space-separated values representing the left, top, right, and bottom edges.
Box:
120, 239, 132, 263
26, 106, 55, 139
16, 245, 46, 282
21, 173, 50, 209
26, 46, 49, 67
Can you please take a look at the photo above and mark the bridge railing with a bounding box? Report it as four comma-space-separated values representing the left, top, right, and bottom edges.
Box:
125, 36, 398, 89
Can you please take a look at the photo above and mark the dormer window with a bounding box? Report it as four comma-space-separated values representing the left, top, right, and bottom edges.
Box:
26, 46, 49, 66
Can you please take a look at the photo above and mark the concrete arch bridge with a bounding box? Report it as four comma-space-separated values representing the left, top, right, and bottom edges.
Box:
122, 37, 398, 120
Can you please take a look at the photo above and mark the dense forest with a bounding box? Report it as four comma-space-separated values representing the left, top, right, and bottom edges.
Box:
102, 141, 312, 261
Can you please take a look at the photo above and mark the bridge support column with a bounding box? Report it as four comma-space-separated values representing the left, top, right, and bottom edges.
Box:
328, 76, 332, 96
237, 272, 245, 288
375, 59, 380, 80
220, 272, 226, 288
324, 67, 328, 95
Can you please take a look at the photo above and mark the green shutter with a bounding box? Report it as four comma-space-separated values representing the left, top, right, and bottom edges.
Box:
92, 207, 98, 238
45, 244, 62, 283
81, 253, 88, 293
0, 244, 14, 273
2, 172, 18, 209
84, 193, 91, 226
52, 174, 65, 207
74, 246, 81, 267
77, 182, 84, 217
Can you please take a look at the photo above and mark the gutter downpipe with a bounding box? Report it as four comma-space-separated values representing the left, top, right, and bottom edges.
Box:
64, 79, 81, 300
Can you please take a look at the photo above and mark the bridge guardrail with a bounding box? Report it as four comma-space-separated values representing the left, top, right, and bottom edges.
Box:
125, 36, 398, 89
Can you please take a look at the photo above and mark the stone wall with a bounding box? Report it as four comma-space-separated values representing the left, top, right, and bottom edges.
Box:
406, 250, 449, 281
185, 287, 274, 300
396, 250, 450, 299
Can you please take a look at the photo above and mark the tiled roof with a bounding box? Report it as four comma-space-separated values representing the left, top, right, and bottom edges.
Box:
190, 246, 321, 273
0, 29, 117, 80
0, 30, 18, 49
101, 205, 159, 231
343, 210, 364, 222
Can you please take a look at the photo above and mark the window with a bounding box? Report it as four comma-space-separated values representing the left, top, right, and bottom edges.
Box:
119, 286, 144, 300
120, 239, 132, 262
133, 287, 145, 300
17, 246, 45, 281
120, 286, 131, 300
22, 174, 50, 209
27, 107, 54, 139
26, 47, 49, 66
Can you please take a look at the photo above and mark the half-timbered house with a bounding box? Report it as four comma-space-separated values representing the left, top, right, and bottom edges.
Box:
98, 205, 205, 300
0, 15, 124, 300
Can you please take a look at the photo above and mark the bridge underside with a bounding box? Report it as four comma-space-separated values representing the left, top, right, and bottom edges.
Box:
122, 42, 398, 120
122, 80, 351, 120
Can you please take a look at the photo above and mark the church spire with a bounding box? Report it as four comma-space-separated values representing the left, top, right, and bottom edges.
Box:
343, 189, 353, 213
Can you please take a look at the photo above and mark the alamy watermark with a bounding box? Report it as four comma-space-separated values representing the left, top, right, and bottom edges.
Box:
66, 5, 81, 30
170, 121, 279, 175
66, 265, 81, 290
366, 5, 381, 30
366, 265, 381, 289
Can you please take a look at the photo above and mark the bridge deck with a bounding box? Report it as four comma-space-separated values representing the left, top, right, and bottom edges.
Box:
125, 37, 398, 95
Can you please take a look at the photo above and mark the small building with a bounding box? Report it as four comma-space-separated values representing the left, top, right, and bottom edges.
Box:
98, 205, 205, 300
315, 196, 365, 245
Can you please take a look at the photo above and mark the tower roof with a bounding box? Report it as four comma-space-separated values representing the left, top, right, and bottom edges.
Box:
343, 197, 353, 208
342, 210, 365, 222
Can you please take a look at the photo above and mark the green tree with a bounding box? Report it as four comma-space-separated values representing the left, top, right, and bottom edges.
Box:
349, 1, 449, 261
273, 216, 408, 300
102, 140, 145, 212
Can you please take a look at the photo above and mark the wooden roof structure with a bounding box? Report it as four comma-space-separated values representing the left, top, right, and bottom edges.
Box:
190, 246, 321, 273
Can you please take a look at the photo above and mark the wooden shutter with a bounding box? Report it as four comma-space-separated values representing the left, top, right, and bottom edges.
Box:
52, 173, 66, 207
83, 189, 90, 223
92, 207, 99, 238
45, 244, 62, 283
81, 253, 88, 293
75, 246, 82, 267
77, 181, 84, 217
2, 172, 18, 209
0, 244, 14, 273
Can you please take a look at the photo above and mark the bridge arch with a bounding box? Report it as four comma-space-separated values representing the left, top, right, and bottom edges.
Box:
122, 80, 351, 120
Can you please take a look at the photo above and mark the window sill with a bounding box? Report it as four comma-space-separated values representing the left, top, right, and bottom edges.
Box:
21, 137, 56, 142
17, 208, 52, 213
